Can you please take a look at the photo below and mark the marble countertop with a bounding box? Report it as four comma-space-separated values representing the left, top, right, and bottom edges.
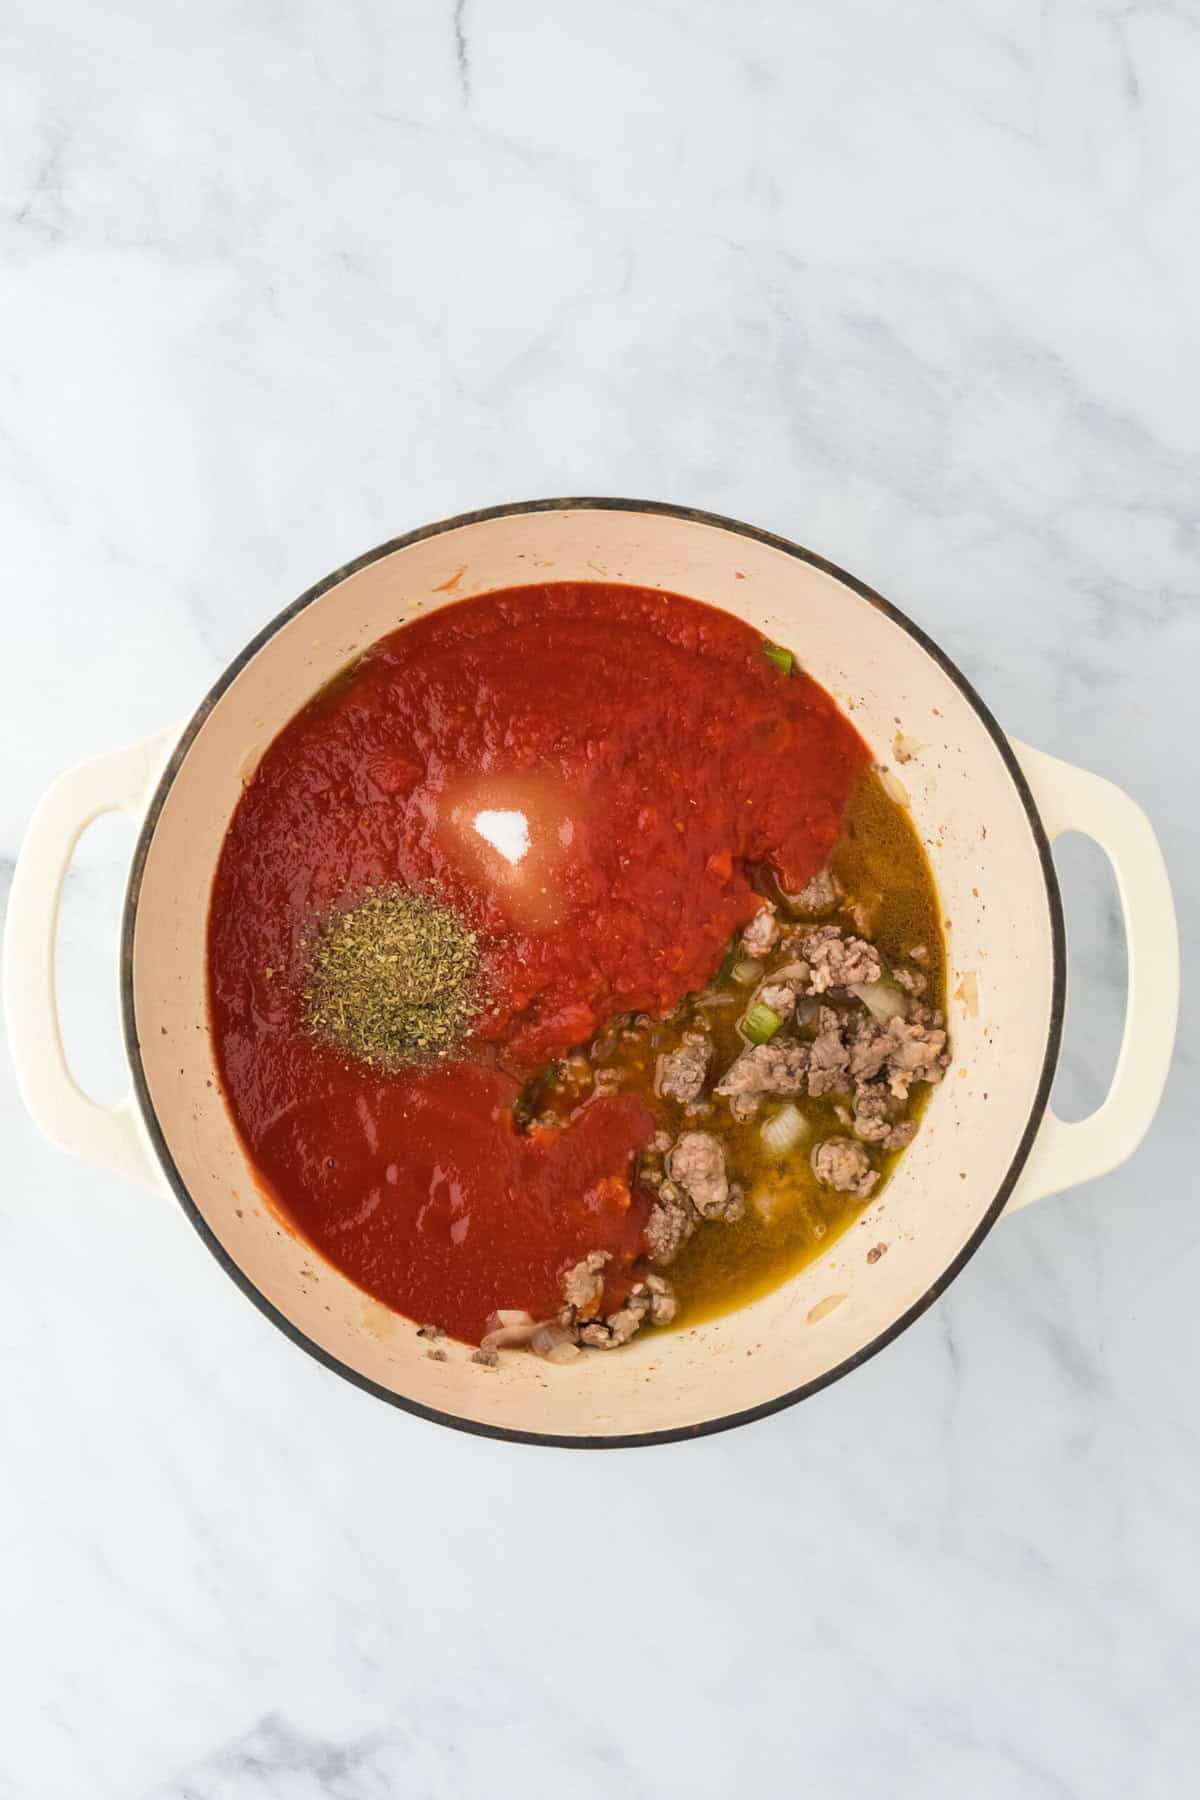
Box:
3, 3, 1196, 1795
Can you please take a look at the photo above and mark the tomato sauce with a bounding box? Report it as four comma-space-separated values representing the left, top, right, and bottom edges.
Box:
207, 582, 871, 1340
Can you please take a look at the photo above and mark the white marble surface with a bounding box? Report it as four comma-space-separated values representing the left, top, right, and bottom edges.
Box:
2, 2, 1196, 1794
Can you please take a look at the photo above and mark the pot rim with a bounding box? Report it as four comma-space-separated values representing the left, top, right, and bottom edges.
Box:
120, 496, 1067, 1449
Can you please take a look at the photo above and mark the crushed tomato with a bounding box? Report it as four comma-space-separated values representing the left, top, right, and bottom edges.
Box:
207, 582, 870, 1340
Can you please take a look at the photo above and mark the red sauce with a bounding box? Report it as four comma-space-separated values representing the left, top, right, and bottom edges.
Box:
208, 582, 870, 1340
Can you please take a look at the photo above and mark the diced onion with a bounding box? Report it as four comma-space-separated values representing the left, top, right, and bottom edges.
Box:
732, 958, 764, 985
877, 765, 910, 808
480, 1309, 541, 1351
761, 1103, 808, 1156
766, 960, 810, 986
486, 1309, 534, 1332
848, 980, 908, 1025
530, 1322, 581, 1364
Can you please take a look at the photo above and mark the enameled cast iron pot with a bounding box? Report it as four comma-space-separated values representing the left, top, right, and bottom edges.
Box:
5, 500, 1180, 1447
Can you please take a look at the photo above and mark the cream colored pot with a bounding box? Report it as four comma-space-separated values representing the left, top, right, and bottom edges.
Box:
5, 501, 1180, 1446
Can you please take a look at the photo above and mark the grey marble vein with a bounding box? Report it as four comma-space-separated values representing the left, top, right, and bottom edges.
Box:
453, 0, 471, 108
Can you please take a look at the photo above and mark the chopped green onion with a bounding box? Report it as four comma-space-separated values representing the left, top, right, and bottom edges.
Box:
716, 941, 740, 985
742, 1002, 784, 1045
761, 641, 793, 675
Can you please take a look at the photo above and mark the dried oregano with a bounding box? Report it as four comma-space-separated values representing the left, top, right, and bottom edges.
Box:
302, 887, 480, 1070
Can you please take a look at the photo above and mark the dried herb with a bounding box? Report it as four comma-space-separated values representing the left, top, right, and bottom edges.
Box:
303, 887, 480, 1070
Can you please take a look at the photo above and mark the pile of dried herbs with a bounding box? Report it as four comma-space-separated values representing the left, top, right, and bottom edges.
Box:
303, 887, 481, 1070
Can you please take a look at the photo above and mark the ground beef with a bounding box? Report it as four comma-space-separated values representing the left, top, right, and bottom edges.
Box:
668, 1131, 741, 1219
790, 866, 840, 912
851, 1083, 890, 1133
641, 1273, 677, 1325
559, 1249, 611, 1319
819, 1000, 950, 1104
757, 983, 796, 1019
578, 1274, 678, 1347
580, 1310, 643, 1348
812, 1137, 879, 1197
656, 1033, 711, 1104
478, 1260, 677, 1358
807, 1006, 852, 1097
644, 1178, 697, 1265
741, 901, 779, 956
881, 1017, 950, 1098
542, 907, 947, 1354
801, 925, 884, 993
847, 1014, 893, 1081
852, 1082, 918, 1150
715, 1040, 810, 1120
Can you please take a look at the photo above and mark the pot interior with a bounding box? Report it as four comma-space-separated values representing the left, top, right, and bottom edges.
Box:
129, 504, 1057, 1441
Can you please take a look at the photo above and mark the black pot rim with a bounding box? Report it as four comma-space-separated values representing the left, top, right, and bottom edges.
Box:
120, 496, 1066, 1450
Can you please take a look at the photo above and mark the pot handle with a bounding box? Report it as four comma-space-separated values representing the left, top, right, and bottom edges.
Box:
3, 727, 182, 1194
1004, 739, 1179, 1211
